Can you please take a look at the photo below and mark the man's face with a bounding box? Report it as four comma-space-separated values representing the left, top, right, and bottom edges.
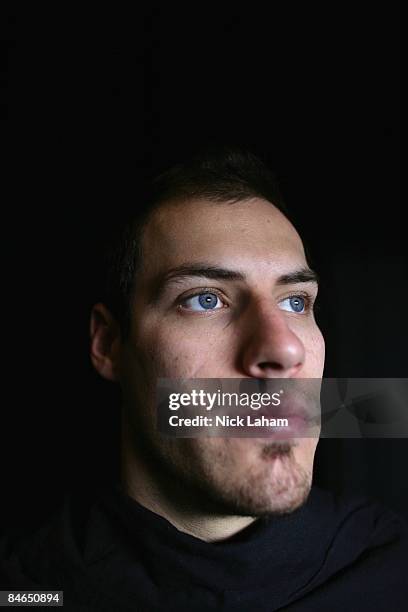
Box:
118, 197, 325, 515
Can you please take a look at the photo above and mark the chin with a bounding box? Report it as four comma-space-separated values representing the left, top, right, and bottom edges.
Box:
203, 444, 314, 517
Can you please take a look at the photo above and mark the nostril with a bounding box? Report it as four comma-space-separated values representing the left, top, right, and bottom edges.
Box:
258, 362, 285, 371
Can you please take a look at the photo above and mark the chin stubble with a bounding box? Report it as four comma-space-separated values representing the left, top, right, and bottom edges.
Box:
164, 439, 313, 518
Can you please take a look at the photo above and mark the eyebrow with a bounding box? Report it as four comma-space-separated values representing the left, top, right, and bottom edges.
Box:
149, 263, 318, 302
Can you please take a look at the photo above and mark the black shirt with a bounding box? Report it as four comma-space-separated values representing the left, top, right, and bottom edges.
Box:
1, 483, 407, 611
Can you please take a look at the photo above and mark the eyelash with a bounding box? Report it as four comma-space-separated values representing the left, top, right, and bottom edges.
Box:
285, 291, 315, 313
177, 287, 228, 311
177, 288, 316, 313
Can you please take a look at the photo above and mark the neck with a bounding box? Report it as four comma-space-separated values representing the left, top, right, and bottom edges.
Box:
122, 470, 255, 542
121, 423, 255, 542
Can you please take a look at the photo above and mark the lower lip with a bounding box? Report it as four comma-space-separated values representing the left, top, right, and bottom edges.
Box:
241, 413, 317, 438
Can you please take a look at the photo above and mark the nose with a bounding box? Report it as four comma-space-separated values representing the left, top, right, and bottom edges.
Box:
239, 300, 305, 378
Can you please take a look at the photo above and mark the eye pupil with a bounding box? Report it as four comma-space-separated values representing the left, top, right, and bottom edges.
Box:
198, 293, 218, 309
290, 296, 305, 312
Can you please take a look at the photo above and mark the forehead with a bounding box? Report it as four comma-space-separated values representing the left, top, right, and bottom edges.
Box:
141, 197, 307, 276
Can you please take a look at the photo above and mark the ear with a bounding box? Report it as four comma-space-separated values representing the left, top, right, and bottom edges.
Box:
90, 303, 122, 382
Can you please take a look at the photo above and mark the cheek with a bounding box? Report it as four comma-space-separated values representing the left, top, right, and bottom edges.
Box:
300, 324, 325, 374
132, 319, 223, 378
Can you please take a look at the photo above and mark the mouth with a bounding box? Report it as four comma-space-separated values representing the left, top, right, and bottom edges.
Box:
240, 401, 320, 439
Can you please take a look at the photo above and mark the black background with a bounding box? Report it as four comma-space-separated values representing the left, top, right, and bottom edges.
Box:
1, 9, 407, 535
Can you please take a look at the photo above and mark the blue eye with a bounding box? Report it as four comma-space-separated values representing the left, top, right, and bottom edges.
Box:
182, 292, 224, 311
279, 295, 307, 313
